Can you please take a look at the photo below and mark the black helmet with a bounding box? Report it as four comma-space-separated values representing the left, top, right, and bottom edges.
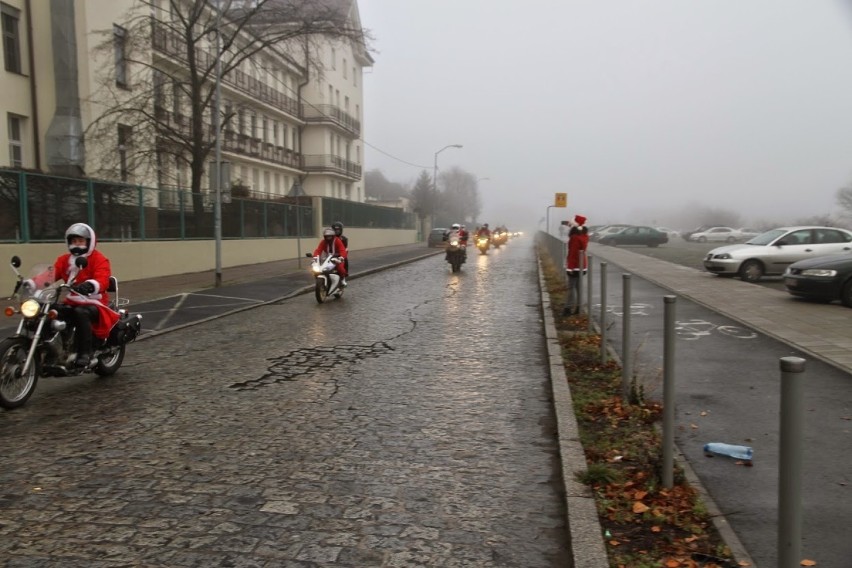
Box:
65, 223, 94, 256
331, 221, 344, 236
483, 223, 489, 229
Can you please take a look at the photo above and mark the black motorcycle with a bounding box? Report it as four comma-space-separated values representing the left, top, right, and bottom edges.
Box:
0, 256, 142, 409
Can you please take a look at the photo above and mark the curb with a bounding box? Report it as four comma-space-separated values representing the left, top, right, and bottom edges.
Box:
536, 256, 610, 568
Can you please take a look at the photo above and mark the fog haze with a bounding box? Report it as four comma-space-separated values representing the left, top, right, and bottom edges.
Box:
359, 0, 852, 231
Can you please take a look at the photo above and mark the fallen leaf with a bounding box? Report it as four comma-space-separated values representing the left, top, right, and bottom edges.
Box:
651, 526, 662, 533
737, 562, 752, 566
633, 501, 650, 514
609, 539, 620, 546
665, 560, 680, 568
700, 410, 708, 417
634, 490, 648, 500
690, 423, 699, 429
800, 560, 817, 566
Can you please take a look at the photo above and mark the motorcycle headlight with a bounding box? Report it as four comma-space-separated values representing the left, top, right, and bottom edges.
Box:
800, 268, 837, 277
311, 264, 322, 274
20, 299, 40, 318
450, 239, 459, 246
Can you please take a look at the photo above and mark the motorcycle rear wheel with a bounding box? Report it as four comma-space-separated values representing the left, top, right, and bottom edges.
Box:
95, 345, 126, 376
0, 337, 39, 409
315, 278, 328, 303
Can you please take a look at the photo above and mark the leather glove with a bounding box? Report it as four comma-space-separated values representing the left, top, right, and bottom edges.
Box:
72, 281, 95, 295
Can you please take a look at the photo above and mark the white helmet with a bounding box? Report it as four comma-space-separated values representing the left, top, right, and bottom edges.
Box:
65, 223, 95, 256
451, 223, 460, 230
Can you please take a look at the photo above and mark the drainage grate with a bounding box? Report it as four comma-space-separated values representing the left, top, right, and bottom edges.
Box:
229, 342, 394, 391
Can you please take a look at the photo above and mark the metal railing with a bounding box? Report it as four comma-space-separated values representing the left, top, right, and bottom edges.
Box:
0, 170, 414, 243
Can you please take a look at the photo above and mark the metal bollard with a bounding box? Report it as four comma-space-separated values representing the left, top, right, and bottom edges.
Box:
778, 357, 806, 568
662, 295, 676, 489
600, 262, 607, 364
587, 255, 594, 332
622, 274, 632, 401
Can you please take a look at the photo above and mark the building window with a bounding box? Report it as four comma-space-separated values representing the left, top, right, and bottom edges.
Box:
353, 67, 357, 87
117, 124, 132, 181
331, 48, 336, 70
1, 3, 21, 73
113, 25, 128, 87
343, 59, 347, 79
7, 114, 23, 167
250, 114, 257, 139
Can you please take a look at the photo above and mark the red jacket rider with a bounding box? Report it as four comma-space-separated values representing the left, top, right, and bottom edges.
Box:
313, 228, 349, 280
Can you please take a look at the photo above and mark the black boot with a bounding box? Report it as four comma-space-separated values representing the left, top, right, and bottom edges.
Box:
75, 353, 91, 368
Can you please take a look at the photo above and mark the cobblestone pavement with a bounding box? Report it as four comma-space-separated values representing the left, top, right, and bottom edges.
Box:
0, 238, 570, 567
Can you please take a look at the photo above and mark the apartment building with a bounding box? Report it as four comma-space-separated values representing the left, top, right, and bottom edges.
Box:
0, 0, 372, 201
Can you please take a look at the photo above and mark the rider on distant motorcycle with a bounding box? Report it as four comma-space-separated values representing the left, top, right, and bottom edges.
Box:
331, 221, 349, 276
52, 223, 120, 367
443, 223, 466, 260
459, 225, 469, 247
313, 227, 349, 286
476, 223, 491, 240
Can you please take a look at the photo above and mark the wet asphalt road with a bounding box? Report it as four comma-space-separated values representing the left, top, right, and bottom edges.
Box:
0, 238, 571, 567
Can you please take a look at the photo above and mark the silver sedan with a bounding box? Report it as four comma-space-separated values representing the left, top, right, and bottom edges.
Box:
702, 226, 852, 282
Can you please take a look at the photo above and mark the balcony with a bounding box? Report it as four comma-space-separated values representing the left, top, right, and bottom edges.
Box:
150, 18, 300, 119
301, 154, 361, 179
301, 104, 361, 137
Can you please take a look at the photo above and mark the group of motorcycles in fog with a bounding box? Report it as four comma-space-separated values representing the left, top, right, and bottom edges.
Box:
444, 226, 511, 273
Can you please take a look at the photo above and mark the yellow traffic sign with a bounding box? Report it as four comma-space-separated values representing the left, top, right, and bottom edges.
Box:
554, 193, 567, 207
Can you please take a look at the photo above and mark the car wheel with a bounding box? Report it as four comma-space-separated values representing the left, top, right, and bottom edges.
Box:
738, 260, 764, 283
697, 236, 707, 243
841, 280, 852, 308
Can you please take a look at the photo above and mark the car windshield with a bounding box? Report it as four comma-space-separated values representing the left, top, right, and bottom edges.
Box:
745, 229, 786, 245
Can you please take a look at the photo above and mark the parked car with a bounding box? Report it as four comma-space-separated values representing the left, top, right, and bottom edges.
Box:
737, 228, 761, 241
688, 226, 741, 243
681, 225, 714, 241
589, 224, 631, 242
656, 227, 681, 240
783, 253, 852, 306
427, 228, 448, 248
702, 226, 852, 282
598, 225, 668, 247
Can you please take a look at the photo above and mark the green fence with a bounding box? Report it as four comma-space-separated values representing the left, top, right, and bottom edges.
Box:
0, 170, 414, 243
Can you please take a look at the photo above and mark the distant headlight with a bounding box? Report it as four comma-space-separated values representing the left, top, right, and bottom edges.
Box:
21, 299, 40, 318
800, 268, 838, 277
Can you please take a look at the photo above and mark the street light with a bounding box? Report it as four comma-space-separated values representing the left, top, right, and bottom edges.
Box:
433, 144, 463, 194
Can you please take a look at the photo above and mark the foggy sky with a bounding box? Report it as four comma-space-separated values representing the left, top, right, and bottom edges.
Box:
358, 0, 852, 231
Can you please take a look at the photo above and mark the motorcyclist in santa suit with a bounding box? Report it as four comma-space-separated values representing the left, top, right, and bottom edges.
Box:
313, 227, 349, 286
331, 221, 350, 276
52, 223, 120, 367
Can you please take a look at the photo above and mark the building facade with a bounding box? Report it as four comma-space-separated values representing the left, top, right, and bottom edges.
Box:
0, 0, 372, 201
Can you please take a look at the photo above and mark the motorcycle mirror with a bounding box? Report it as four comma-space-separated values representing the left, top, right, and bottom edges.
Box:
11, 256, 21, 268
75, 256, 88, 269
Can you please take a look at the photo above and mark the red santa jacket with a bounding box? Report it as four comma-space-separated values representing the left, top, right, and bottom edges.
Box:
313, 236, 348, 276
54, 247, 120, 339
566, 226, 589, 274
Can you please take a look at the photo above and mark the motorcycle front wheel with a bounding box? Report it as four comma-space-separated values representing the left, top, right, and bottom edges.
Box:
95, 345, 126, 376
315, 278, 328, 303
0, 337, 39, 409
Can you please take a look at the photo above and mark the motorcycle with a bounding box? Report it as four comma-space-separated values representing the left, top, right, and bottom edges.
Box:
445, 236, 466, 273
476, 235, 490, 255
0, 255, 142, 409
306, 252, 345, 303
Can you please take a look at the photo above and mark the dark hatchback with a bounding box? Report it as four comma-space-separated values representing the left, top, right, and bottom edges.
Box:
783, 253, 852, 307
599, 225, 668, 247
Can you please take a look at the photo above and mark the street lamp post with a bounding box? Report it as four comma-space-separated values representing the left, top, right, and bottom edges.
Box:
213, 4, 224, 287
432, 144, 463, 227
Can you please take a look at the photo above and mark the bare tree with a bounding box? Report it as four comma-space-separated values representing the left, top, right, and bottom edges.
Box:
836, 185, 852, 217
437, 166, 481, 224
364, 169, 409, 201
85, 0, 370, 229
